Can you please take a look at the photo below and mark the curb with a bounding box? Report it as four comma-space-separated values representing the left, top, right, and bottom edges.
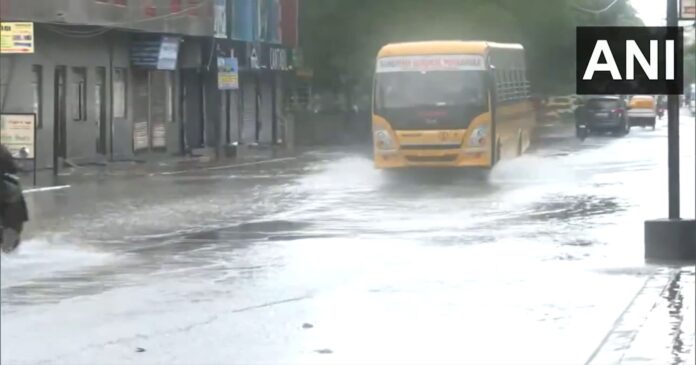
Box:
17, 155, 299, 189
585, 268, 690, 365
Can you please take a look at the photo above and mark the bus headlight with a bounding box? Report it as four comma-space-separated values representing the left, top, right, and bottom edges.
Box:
374, 129, 396, 151
468, 126, 489, 147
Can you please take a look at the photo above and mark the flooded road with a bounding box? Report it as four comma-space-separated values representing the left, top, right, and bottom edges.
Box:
1, 113, 694, 365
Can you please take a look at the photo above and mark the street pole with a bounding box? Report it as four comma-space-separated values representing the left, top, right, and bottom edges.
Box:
644, 0, 695, 262
667, 0, 680, 220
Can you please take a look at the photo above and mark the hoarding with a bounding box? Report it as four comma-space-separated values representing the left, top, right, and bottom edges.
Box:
0, 22, 34, 54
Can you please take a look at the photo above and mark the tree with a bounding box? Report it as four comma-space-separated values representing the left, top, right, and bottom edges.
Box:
301, 0, 643, 95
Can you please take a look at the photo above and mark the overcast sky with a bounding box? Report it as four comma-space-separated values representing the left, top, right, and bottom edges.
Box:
631, 0, 667, 26
630, 0, 696, 26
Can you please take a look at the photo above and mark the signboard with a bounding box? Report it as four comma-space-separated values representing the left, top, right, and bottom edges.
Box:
214, 0, 227, 39
291, 48, 304, 69
133, 122, 149, 151
131, 40, 160, 68
0, 114, 36, 159
269, 47, 288, 71
296, 68, 314, 79
376, 55, 487, 73
152, 123, 166, 148
248, 43, 261, 69
681, 0, 695, 19
157, 36, 180, 70
0, 22, 34, 54
131, 36, 180, 70
218, 57, 239, 90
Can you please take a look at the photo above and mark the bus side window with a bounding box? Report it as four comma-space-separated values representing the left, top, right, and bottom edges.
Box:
496, 69, 505, 103
525, 70, 531, 98
506, 70, 512, 101
515, 69, 523, 100
509, 70, 517, 101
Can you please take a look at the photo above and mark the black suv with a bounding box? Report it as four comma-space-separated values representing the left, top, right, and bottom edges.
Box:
574, 96, 630, 139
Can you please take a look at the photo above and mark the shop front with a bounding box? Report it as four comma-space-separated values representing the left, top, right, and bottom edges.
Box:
130, 35, 180, 155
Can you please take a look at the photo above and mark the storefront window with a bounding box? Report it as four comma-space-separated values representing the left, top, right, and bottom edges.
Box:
113, 68, 127, 118
32, 65, 43, 128
72, 67, 87, 121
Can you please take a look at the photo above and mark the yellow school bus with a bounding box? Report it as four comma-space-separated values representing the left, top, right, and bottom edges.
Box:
372, 41, 536, 169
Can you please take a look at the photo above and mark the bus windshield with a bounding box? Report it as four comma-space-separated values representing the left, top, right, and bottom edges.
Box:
375, 70, 487, 111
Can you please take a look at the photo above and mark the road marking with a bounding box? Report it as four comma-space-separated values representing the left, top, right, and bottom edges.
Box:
160, 157, 297, 176
23, 185, 71, 194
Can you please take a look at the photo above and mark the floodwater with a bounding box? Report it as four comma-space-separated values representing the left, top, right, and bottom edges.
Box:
1, 112, 694, 365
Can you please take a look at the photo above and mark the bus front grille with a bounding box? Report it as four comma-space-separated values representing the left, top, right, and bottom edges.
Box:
405, 155, 458, 163
400, 144, 461, 150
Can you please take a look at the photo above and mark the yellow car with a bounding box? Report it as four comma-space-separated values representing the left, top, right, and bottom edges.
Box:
627, 96, 657, 130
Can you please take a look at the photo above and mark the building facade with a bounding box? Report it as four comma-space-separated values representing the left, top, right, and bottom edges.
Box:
0, 0, 299, 169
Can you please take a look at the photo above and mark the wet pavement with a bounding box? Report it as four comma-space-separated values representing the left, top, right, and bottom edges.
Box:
1, 112, 695, 365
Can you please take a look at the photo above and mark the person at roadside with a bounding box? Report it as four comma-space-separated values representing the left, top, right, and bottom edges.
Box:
0, 143, 17, 175
0, 143, 28, 253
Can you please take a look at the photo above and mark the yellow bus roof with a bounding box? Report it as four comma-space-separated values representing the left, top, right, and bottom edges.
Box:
377, 41, 523, 58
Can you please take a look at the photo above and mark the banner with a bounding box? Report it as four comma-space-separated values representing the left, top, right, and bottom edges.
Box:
0, 22, 34, 54
0, 114, 36, 159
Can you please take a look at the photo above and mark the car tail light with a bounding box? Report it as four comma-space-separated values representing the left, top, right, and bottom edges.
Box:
612, 108, 624, 115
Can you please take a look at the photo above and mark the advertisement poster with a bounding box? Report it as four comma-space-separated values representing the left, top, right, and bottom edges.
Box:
214, 0, 227, 39
0, 114, 36, 159
0, 22, 34, 54
218, 57, 239, 90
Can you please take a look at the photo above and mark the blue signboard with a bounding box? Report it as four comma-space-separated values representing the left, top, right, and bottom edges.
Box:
131, 40, 161, 68
131, 36, 180, 70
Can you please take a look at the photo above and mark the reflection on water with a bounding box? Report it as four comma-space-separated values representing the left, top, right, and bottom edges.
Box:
662, 269, 695, 365
523, 194, 624, 221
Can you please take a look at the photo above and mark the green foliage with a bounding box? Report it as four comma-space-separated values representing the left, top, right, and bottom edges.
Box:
301, 0, 643, 94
